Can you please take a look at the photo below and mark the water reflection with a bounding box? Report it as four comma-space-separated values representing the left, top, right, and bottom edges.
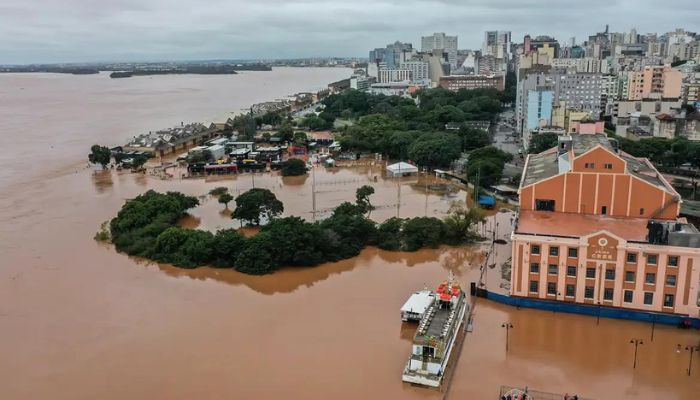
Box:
281, 174, 308, 186
151, 250, 361, 295
90, 170, 113, 193
400, 322, 417, 343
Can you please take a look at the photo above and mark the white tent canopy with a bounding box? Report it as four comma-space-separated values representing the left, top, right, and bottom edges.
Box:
386, 161, 418, 176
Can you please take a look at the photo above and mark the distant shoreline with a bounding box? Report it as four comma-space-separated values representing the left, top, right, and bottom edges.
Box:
0, 63, 273, 76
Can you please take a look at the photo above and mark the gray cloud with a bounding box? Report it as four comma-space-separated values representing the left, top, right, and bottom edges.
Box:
0, 0, 697, 63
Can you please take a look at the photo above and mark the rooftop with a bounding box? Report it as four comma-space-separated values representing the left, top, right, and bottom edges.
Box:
516, 210, 700, 248
516, 210, 648, 241
521, 134, 671, 191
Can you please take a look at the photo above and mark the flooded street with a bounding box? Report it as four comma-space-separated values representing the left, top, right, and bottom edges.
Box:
0, 72, 698, 400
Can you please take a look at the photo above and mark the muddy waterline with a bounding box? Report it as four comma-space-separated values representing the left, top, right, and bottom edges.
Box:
0, 72, 698, 400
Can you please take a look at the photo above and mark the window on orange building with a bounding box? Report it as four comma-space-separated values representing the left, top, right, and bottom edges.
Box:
645, 272, 656, 284
667, 255, 678, 267
625, 271, 635, 282
531, 244, 540, 255
549, 246, 559, 256
663, 294, 674, 308
535, 199, 555, 211
530, 263, 540, 273
563, 284, 574, 296
665, 275, 676, 287
644, 292, 653, 305
603, 288, 614, 301
529, 280, 539, 293
548, 264, 558, 275
626, 253, 637, 263
601, 206, 607, 215
547, 282, 557, 295
584, 286, 594, 299
604, 163, 613, 169
566, 266, 577, 277
568, 248, 578, 258
586, 268, 596, 279
605, 269, 615, 280
646, 254, 658, 265
623, 290, 633, 303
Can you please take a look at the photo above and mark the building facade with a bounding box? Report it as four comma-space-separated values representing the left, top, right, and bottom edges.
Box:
554, 72, 604, 115
421, 32, 458, 67
511, 134, 700, 317
438, 74, 505, 92
482, 30, 512, 60
525, 89, 554, 130
400, 61, 430, 84
378, 68, 412, 83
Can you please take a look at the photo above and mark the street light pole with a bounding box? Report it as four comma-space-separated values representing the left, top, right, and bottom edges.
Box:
630, 339, 643, 369
677, 344, 700, 376
650, 315, 657, 342
501, 323, 514, 353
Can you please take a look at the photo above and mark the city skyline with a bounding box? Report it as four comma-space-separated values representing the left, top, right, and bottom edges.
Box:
1, 0, 699, 64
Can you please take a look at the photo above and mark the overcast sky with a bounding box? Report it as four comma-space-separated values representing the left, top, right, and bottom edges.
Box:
0, 0, 697, 64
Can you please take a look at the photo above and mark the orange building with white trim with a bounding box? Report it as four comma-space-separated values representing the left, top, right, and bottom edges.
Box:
511, 134, 700, 317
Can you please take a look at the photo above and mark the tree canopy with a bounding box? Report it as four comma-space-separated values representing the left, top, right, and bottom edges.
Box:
464, 146, 513, 188
232, 188, 284, 226
281, 158, 308, 176
88, 145, 111, 168
528, 132, 559, 154
407, 132, 462, 169
319, 87, 503, 169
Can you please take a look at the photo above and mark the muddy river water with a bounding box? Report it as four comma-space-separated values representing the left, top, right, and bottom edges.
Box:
0, 71, 698, 399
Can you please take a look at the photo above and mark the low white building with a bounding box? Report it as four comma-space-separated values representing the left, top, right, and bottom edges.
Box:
386, 161, 419, 177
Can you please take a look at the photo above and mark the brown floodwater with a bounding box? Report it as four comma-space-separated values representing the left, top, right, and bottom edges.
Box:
1, 72, 699, 400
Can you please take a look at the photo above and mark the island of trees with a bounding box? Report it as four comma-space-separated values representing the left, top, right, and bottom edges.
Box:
110, 66, 240, 78
106, 187, 485, 275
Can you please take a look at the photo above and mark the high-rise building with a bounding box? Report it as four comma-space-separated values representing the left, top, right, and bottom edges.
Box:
482, 31, 512, 60
553, 72, 605, 115
421, 32, 458, 67
378, 68, 412, 83
400, 61, 430, 84
528, 35, 561, 58
526, 89, 554, 129
625, 65, 682, 100
368, 41, 413, 73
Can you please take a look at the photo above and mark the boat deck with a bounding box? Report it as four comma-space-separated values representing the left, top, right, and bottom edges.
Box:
424, 307, 450, 338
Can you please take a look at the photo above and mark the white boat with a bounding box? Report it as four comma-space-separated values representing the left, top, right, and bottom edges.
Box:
401, 274, 469, 387
400, 290, 435, 322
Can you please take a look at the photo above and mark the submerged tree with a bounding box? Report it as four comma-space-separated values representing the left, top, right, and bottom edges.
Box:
218, 193, 233, 209
281, 158, 307, 176
88, 145, 111, 169
355, 185, 375, 217
231, 188, 284, 226
443, 201, 485, 243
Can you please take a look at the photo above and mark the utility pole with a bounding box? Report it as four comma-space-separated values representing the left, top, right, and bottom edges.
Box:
501, 323, 514, 353
677, 344, 699, 376
630, 339, 643, 369
424, 172, 428, 217
311, 163, 317, 222
397, 162, 402, 218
